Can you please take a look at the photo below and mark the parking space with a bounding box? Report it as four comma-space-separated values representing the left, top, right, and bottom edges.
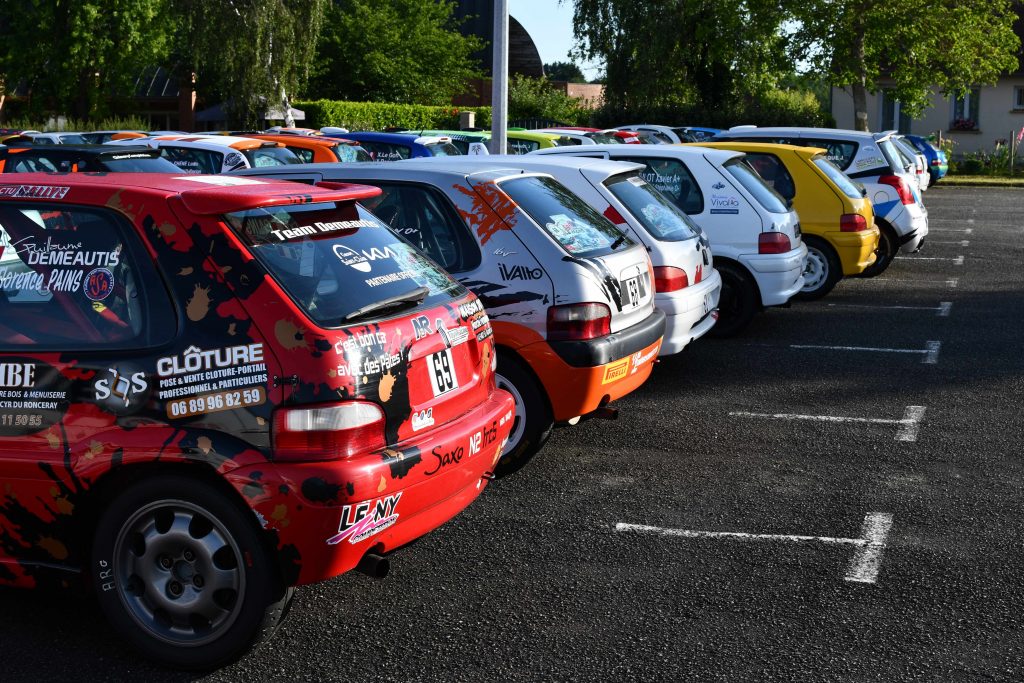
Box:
2, 186, 1023, 680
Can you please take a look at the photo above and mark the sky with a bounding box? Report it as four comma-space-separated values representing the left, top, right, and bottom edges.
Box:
507, 0, 603, 81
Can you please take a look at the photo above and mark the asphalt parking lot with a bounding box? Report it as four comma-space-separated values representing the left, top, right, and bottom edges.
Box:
2, 185, 1022, 682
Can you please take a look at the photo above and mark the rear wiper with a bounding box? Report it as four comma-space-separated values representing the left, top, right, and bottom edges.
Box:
344, 286, 429, 323
610, 234, 627, 250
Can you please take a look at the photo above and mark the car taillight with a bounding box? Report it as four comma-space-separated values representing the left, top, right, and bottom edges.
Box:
603, 205, 627, 225
653, 266, 689, 292
547, 302, 611, 341
272, 401, 385, 461
758, 232, 792, 254
879, 174, 914, 204
840, 213, 867, 232
931, 159, 940, 166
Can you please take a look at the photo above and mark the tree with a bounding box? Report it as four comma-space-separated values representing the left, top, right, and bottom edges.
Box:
508, 75, 589, 125
0, 0, 172, 119
307, 0, 484, 106
170, 0, 327, 128
567, 0, 790, 114
544, 61, 586, 82
787, 0, 1020, 131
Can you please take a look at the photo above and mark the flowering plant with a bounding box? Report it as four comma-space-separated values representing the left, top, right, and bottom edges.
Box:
951, 118, 977, 131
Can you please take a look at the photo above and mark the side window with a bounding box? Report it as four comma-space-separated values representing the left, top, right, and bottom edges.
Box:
744, 153, 796, 201
360, 142, 411, 161
802, 139, 857, 171
160, 146, 220, 174
8, 156, 59, 173
287, 146, 315, 164
620, 156, 704, 214
360, 183, 480, 273
507, 139, 539, 154
0, 204, 176, 348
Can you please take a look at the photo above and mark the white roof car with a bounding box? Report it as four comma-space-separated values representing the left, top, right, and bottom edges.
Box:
24, 132, 89, 145
712, 127, 929, 273
891, 134, 930, 192
106, 134, 302, 173
450, 154, 721, 355
616, 124, 688, 144
532, 144, 807, 336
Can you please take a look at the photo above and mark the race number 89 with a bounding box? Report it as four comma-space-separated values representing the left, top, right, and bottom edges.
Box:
428, 349, 459, 397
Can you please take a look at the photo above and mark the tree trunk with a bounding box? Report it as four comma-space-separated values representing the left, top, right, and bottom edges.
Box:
281, 86, 295, 128
852, 14, 869, 131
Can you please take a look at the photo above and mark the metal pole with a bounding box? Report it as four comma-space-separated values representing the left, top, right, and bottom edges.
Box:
490, 0, 508, 155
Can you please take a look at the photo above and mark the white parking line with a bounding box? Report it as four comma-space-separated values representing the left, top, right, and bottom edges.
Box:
928, 228, 972, 234
824, 302, 952, 317
614, 512, 895, 585
924, 341, 941, 364
868, 278, 958, 288
730, 405, 926, 441
927, 240, 970, 247
781, 342, 941, 364
894, 255, 963, 265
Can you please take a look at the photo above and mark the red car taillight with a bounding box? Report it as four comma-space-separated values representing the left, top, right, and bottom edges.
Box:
758, 232, 792, 254
840, 213, 868, 232
603, 205, 627, 225
272, 401, 385, 461
653, 266, 689, 292
879, 174, 915, 205
547, 302, 611, 341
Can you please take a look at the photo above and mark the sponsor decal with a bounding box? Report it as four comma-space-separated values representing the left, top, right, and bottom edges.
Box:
364, 270, 415, 287
334, 331, 401, 377
268, 219, 379, 242
855, 157, 884, 169
427, 348, 459, 397
0, 363, 36, 388
411, 407, 434, 431
493, 247, 518, 257
327, 493, 402, 545
0, 360, 70, 434
695, 263, 704, 284
712, 181, 726, 190
333, 244, 371, 272
108, 153, 153, 161
0, 185, 70, 199
94, 368, 148, 408
157, 343, 268, 417
498, 263, 543, 281
476, 327, 494, 342
411, 315, 433, 340
437, 320, 469, 348
84, 268, 114, 301
630, 343, 661, 375
602, 357, 630, 384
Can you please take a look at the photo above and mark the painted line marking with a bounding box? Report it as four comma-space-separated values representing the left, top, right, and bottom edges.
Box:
894, 255, 963, 264
923, 340, 941, 364
825, 302, 951, 316
868, 278, 957, 288
614, 512, 895, 585
927, 228, 972, 234
730, 405, 926, 441
927, 240, 970, 247
770, 342, 941, 363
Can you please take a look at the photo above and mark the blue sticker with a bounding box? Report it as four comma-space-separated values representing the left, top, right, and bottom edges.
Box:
84, 267, 114, 301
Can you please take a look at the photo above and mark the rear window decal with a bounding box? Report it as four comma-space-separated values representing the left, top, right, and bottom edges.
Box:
0, 185, 70, 199
84, 268, 114, 301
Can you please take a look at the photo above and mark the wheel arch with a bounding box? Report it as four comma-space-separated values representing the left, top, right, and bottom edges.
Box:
711, 255, 763, 310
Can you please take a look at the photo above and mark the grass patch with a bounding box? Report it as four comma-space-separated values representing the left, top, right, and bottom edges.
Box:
938, 175, 1024, 187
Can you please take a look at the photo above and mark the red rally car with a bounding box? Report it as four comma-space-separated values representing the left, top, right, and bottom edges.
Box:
0, 173, 513, 668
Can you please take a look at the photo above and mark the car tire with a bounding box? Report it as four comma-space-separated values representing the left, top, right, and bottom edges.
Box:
858, 222, 897, 278
493, 350, 553, 477
709, 262, 759, 337
794, 236, 841, 301
92, 474, 292, 670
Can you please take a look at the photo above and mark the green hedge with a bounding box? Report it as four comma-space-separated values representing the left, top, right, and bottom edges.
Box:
296, 100, 491, 131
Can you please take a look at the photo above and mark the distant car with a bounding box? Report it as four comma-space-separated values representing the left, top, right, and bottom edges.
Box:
506, 130, 575, 154
238, 133, 371, 163
678, 127, 722, 142
400, 129, 492, 155
1, 144, 183, 173
712, 126, 928, 275
21, 132, 89, 145
530, 129, 626, 145
616, 125, 684, 144
107, 134, 302, 173
695, 142, 881, 298
533, 144, 807, 336
903, 134, 948, 184
891, 134, 930, 192
79, 130, 147, 144
335, 132, 462, 160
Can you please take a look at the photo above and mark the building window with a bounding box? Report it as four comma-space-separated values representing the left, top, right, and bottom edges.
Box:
1014, 86, 1024, 111
952, 88, 980, 130
880, 89, 912, 133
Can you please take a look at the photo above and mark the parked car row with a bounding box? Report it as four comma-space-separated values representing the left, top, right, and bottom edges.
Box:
0, 121, 933, 669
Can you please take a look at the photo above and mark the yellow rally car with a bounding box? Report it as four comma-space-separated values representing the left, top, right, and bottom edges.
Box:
692, 142, 879, 300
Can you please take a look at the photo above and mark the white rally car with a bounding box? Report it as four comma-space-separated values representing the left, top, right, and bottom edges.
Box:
712, 127, 928, 275
106, 134, 302, 173
532, 144, 806, 337
451, 154, 721, 355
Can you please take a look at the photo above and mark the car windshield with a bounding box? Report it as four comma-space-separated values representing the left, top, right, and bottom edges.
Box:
360, 141, 412, 161
507, 139, 540, 154
603, 172, 699, 242
241, 145, 302, 168
499, 175, 634, 257
332, 144, 372, 162
588, 133, 621, 144
99, 152, 182, 172
723, 157, 789, 213
225, 202, 464, 327
424, 142, 461, 157
878, 139, 908, 173
812, 156, 863, 200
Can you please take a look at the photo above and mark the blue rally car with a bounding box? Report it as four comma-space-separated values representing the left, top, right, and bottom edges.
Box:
903, 135, 948, 184
334, 132, 462, 160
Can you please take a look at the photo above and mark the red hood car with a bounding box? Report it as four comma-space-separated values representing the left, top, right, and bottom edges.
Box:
0, 173, 513, 668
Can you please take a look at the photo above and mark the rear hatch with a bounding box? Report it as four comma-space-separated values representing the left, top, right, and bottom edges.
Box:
223, 198, 494, 446
718, 155, 803, 246
477, 172, 655, 333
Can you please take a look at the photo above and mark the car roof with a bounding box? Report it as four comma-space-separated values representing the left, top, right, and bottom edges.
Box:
237, 159, 550, 185
719, 126, 881, 141
447, 154, 645, 177
688, 141, 825, 157
0, 172, 380, 215
339, 131, 420, 144
11, 144, 160, 156
533, 143, 743, 163
243, 134, 343, 148
150, 134, 273, 149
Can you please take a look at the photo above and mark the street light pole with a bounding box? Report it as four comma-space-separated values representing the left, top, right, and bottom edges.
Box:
490, 0, 508, 155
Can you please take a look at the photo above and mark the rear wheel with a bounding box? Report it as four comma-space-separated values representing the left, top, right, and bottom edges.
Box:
709, 262, 759, 337
493, 351, 553, 477
92, 475, 292, 670
859, 223, 897, 278
794, 236, 841, 301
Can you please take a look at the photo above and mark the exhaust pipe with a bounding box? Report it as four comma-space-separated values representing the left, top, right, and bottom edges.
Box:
592, 404, 619, 420
355, 552, 390, 579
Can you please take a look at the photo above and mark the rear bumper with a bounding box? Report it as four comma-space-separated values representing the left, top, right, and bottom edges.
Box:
740, 243, 807, 307
899, 213, 929, 253
826, 227, 880, 276
656, 268, 721, 356
226, 388, 515, 587
522, 310, 665, 421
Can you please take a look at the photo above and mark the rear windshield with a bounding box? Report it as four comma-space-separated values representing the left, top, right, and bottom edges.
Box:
100, 153, 182, 172
877, 140, 906, 173
499, 175, 634, 257
812, 156, 863, 199
723, 157, 789, 214
603, 172, 699, 242
225, 202, 464, 327
360, 141, 412, 161
588, 133, 621, 144
424, 142, 461, 157
332, 144, 372, 162
802, 139, 858, 170
507, 139, 539, 154
241, 145, 302, 168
